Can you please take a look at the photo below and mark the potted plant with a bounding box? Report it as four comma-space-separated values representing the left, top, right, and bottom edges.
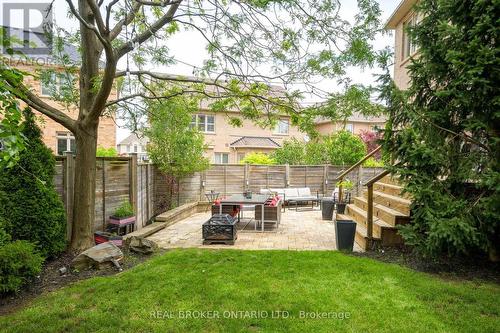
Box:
108, 201, 135, 234
94, 230, 123, 247
336, 179, 353, 214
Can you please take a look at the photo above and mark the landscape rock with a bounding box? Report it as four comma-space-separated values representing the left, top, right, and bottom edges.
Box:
72, 242, 123, 270
124, 236, 158, 254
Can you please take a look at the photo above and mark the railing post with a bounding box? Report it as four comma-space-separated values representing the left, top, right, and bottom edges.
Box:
367, 184, 373, 239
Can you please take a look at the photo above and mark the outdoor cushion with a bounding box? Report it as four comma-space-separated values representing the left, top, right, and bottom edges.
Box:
331, 187, 339, 200
269, 188, 285, 196
295, 195, 317, 200
284, 188, 299, 199
297, 188, 311, 197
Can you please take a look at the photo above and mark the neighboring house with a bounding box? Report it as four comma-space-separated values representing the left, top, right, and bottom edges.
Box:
191, 107, 306, 164
2, 27, 116, 155
314, 112, 386, 136
117, 133, 149, 161
385, 0, 419, 90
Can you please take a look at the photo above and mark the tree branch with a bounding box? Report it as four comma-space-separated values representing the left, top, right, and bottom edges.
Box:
3, 72, 76, 131
65, 0, 108, 46
116, 1, 180, 58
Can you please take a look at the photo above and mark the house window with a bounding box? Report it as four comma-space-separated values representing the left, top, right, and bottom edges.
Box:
41, 72, 74, 96
214, 152, 229, 164
134, 145, 138, 153
237, 153, 246, 163
56, 132, 76, 156
190, 114, 215, 133
126, 145, 130, 153
274, 119, 289, 135
345, 123, 354, 133
402, 14, 418, 60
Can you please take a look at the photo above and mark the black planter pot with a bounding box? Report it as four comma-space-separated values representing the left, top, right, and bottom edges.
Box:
321, 199, 335, 220
336, 202, 347, 214
335, 219, 356, 251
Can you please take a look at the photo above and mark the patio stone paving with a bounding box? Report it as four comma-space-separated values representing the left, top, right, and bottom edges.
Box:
147, 209, 362, 251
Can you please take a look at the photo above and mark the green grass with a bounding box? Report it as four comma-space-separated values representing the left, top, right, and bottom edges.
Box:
1, 249, 499, 332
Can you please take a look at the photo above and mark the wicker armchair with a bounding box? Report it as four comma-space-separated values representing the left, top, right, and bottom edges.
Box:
254, 199, 282, 227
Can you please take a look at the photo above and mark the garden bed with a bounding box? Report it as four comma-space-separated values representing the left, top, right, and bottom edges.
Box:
0, 250, 158, 316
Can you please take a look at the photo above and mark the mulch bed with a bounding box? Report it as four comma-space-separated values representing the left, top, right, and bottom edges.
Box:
0, 249, 161, 316
351, 246, 500, 284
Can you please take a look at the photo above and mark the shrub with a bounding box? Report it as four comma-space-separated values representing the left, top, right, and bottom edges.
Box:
146, 96, 209, 177
363, 157, 384, 167
359, 130, 382, 159
380, 0, 500, 258
0, 109, 67, 258
96, 147, 118, 157
0, 240, 43, 294
239, 152, 276, 165
113, 201, 134, 218
324, 130, 367, 165
0, 217, 11, 248
271, 139, 306, 165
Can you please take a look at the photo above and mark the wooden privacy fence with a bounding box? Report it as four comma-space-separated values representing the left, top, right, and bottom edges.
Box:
54, 154, 156, 237
54, 155, 384, 236
168, 164, 385, 207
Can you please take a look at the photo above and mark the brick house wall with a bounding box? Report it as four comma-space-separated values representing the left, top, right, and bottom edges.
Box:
15, 63, 116, 155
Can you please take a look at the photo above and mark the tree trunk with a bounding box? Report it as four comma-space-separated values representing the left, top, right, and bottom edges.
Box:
70, 122, 98, 251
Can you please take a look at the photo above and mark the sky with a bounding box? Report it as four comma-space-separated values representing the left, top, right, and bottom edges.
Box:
0, 0, 400, 143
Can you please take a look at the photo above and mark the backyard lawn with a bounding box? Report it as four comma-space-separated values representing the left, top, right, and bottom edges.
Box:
1, 249, 499, 333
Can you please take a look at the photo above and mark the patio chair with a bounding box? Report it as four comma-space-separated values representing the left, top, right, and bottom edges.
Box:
255, 198, 282, 229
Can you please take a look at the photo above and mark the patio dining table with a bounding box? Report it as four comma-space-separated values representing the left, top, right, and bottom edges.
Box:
219, 194, 269, 232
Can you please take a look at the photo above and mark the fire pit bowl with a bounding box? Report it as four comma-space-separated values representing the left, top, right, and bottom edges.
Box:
202, 214, 237, 245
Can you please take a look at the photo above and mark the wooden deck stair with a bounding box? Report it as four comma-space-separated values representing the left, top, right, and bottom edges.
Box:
336, 174, 411, 251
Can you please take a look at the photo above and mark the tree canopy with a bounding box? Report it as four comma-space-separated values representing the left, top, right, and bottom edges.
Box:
272, 131, 367, 166
379, 0, 500, 259
0, 0, 384, 250
146, 96, 209, 177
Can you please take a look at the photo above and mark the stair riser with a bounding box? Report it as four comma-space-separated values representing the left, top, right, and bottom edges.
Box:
380, 228, 404, 247
380, 175, 400, 186
373, 183, 411, 199
346, 205, 383, 238
354, 231, 368, 250
362, 192, 410, 216
353, 198, 400, 226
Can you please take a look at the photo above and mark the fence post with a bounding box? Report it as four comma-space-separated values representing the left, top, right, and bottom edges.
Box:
200, 170, 206, 201
223, 165, 227, 195
101, 158, 106, 230
323, 165, 328, 195
129, 154, 138, 219
285, 164, 290, 187
146, 163, 151, 223
63, 151, 74, 241
244, 163, 249, 190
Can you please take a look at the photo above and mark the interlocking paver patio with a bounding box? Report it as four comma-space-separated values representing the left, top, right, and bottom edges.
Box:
147, 209, 362, 251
